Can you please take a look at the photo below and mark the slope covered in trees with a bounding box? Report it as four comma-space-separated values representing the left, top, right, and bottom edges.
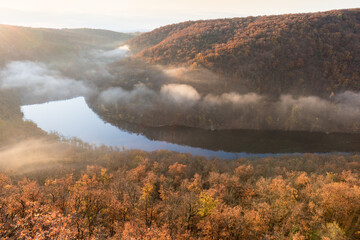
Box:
0, 25, 136, 64
0, 34, 359, 239
0, 148, 359, 239
128, 9, 360, 96
0, 83, 359, 239
0, 90, 46, 145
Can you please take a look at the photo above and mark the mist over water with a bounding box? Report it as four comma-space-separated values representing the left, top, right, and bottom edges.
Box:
21, 97, 360, 158
0, 61, 93, 104
0, 44, 359, 133
21, 97, 243, 158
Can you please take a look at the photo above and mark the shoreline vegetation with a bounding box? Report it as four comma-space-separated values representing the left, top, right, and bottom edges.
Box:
0, 89, 360, 239
0, 8, 359, 239
87, 9, 360, 133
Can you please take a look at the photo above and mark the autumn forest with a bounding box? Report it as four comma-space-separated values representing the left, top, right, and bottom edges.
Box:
0, 6, 359, 240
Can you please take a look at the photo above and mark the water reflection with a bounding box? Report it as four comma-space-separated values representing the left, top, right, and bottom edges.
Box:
125, 124, 360, 153
21, 97, 360, 158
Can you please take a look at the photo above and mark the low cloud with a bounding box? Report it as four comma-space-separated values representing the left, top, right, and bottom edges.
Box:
99, 84, 157, 112
89, 45, 130, 63
335, 91, 360, 107
0, 138, 67, 174
0, 44, 358, 134
96, 81, 360, 133
161, 84, 200, 106
204, 92, 262, 106
271, 93, 360, 132
0, 61, 94, 104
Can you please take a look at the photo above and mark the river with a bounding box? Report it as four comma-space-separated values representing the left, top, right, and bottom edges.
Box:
21, 97, 360, 159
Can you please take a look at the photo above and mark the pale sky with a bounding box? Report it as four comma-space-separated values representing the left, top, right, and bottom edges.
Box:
0, 0, 358, 32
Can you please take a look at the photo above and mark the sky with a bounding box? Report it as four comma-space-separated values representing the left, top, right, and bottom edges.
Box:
0, 0, 358, 32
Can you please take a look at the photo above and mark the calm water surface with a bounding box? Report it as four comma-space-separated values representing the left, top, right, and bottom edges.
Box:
21, 97, 248, 158
21, 97, 360, 159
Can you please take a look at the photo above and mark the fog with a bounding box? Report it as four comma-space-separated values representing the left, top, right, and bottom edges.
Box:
0, 45, 359, 133
161, 84, 201, 107
89, 45, 130, 64
99, 84, 157, 112
204, 92, 262, 106
94, 80, 360, 133
0, 61, 94, 104
0, 45, 132, 104
0, 138, 67, 174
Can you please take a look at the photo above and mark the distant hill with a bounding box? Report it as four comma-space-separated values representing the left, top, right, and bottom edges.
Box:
128, 9, 360, 96
0, 25, 135, 64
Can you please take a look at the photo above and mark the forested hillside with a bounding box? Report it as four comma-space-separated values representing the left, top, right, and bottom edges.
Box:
0, 25, 135, 64
129, 9, 360, 96
1, 85, 359, 239
1, 76, 360, 240
0, 148, 360, 239
0, 15, 359, 239
0, 90, 46, 144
